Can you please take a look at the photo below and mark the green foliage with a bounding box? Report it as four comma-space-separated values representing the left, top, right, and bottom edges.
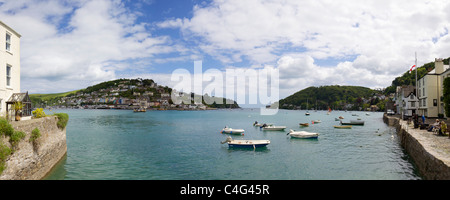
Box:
384, 57, 450, 95
13, 101, 24, 112
32, 108, 46, 118
30, 128, 41, 143
9, 131, 25, 149
0, 142, 12, 175
279, 85, 376, 110
54, 113, 69, 130
0, 118, 15, 137
443, 77, 450, 117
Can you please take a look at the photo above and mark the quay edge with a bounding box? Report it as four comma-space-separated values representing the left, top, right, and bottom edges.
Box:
383, 114, 450, 180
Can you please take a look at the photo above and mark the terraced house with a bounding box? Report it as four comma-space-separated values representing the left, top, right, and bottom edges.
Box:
0, 21, 21, 117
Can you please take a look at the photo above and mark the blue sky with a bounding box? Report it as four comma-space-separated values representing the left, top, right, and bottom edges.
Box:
1, 0, 450, 105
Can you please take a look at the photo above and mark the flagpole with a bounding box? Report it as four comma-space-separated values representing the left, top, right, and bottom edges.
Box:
415, 52, 418, 116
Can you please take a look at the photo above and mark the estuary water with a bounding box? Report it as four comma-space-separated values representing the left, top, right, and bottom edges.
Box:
44, 109, 421, 180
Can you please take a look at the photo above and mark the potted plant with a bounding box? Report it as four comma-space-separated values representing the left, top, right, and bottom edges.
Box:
13, 101, 24, 121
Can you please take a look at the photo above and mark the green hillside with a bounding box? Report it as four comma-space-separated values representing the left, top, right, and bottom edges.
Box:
30, 78, 239, 109
279, 85, 384, 111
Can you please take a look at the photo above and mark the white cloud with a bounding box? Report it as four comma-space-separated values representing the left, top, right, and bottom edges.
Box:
0, 0, 176, 93
161, 0, 450, 90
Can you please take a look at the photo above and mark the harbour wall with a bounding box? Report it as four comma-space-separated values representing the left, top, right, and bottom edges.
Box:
0, 116, 67, 180
383, 114, 450, 180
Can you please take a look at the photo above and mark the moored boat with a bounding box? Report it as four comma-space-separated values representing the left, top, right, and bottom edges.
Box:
334, 125, 352, 129
287, 130, 319, 139
221, 136, 270, 148
221, 126, 245, 135
299, 123, 309, 127
262, 125, 286, 131
341, 120, 365, 126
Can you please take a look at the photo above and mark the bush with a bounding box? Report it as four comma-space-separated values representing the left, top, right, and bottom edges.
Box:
10, 131, 26, 149
32, 108, 46, 118
30, 128, 41, 142
0, 143, 12, 175
0, 118, 15, 137
54, 113, 69, 130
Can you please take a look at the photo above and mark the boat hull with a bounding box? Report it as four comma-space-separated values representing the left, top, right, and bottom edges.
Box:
334, 126, 352, 129
341, 121, 364, 126
227, 140, 270, 148
289, 131, 319, 139
221, 128, 245, 135
262, 127, 286, 131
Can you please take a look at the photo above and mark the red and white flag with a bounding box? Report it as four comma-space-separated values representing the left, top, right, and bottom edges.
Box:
410, 65, 416, 72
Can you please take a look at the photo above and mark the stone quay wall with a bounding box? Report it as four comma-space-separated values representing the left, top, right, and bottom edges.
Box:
383, 114, 450, 180
0, 116, 67, 180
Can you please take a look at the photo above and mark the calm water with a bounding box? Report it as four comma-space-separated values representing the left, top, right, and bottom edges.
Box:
44, 109, 421, 180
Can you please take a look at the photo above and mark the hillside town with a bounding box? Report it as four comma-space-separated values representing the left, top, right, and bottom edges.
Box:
32, 78, 220, 111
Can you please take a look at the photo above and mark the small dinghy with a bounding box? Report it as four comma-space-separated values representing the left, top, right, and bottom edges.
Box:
253, 121, 273, 127
334, 125, 352, 129
221, 136, 270, 149
299, 123, 309, 127
261, 124, 286, 131
287, 130, 319, 139
221, 126, 245, 135
340, 120, 365, 126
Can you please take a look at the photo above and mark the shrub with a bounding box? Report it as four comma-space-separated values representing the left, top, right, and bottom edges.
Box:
32, 108, 46, 118
30, 128, 41, 142
10, 131, 26, 149
54, 113, 69, 130
0, 118, 15, 137
0, 143, 12, 175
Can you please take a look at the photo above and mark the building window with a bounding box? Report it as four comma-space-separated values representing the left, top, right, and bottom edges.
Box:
433, 99, 437, 107
6, 65, 11, 87
411, 101, 415, 107
423, 99, 426, 107
423, 88, 425, 96
6, 33, 11, 51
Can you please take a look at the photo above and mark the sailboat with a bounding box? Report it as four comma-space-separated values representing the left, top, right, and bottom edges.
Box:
305, 98, 310, 116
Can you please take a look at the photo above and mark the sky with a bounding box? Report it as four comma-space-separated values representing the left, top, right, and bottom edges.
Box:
1, 0, 450, 106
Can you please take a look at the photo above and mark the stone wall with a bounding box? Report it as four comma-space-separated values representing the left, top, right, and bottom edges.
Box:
0, 116, 67, 180
384, 114, 450, 180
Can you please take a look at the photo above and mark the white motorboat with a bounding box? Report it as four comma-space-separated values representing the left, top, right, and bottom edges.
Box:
287, 130, 319, 139
221, 136, 270, 148
253, 122, 273, 127
262, 125, 286, 131
312, 120, 321, 123
221, 126, 245, 135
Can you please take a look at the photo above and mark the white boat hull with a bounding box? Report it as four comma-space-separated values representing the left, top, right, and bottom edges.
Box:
221, 136, 270, 148
288, 131, 319, 139
262, 126, 286, 131
221, 128, 245, 135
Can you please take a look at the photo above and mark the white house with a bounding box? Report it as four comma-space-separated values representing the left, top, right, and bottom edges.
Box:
0, 21, 21, 117
395, 85, 418, 117
417, 58, 450, 117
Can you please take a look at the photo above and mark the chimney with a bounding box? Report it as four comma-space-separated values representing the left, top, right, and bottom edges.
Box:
435, 58, 444, 74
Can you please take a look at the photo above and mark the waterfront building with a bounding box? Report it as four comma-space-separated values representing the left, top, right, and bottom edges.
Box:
417, 58, 449, 117
0, 21, 21, 117
395, 85, 418, 117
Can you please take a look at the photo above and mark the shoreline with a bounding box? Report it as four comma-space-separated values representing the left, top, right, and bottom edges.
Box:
383, 114, 450, 179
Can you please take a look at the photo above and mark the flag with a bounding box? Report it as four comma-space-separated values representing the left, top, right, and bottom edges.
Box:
410, 65, 416, 72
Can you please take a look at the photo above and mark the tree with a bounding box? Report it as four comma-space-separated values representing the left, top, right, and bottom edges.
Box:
443, 77, 450, 117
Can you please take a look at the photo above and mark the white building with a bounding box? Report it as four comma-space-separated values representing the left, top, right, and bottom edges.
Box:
0, 21, 21, 117
395, 85, 418, 117
417, 58, 450, 117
